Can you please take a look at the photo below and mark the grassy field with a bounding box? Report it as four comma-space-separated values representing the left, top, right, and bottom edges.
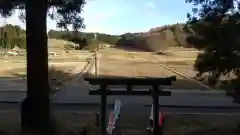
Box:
99, 47, 199, 76
0, 41, 224, 90
0, 38, 92, 75
0, 61, 92, 92
0, 39, 93, 91
98, 47, 211, 90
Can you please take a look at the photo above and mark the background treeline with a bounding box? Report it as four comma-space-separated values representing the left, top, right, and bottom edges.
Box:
1, 22, 232, 53
48, 30, 120, 50
48, 23, 196, 52
0, 24, 26, 49
0, 23, 197, 52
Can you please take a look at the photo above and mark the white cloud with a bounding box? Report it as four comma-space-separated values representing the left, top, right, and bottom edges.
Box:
145, 2, 155, 9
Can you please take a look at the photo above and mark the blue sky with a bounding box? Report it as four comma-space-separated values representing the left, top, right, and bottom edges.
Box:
0, 0, 194, 35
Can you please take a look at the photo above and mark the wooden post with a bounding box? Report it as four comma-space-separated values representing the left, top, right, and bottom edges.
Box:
100, 84, 107, 135
95, 51, 98, 76
96, 112, 100, 127
126, 84, 132, 92
152, 85, 160, 135
94, 33, 99, 76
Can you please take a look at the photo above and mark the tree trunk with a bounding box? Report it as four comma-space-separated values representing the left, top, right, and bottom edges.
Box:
21, 0, 53, 134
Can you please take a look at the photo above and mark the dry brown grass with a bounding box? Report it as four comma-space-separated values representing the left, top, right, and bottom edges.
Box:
98, 47, 209, 90
48, 38, 78, 48
0, 66, 77, 92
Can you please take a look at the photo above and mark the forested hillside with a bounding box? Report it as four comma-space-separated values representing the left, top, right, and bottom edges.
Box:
0, 24, 202, 52
116, 23, 195, 52
48, 23, 197, 52
0, 23, 200, 52
48, 30, 119, 50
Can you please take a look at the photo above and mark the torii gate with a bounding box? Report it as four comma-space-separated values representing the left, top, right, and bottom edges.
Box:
84, 76, 176, 135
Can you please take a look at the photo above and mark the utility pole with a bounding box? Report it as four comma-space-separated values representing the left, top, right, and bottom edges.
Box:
94, 33, 99, 76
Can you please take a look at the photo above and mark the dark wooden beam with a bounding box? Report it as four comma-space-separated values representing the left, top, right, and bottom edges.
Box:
99, 84, 107, 135
126, 84, 132, 92
84, 76, 176, 85
89, 90, 171, 96
152, 85, 160, 135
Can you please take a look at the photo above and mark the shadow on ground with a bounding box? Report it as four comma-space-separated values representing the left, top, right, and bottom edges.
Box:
0, 108, 239, 135
0, 76, 26, 91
